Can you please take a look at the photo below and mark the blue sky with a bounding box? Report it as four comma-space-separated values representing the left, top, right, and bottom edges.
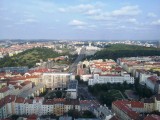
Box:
0, 0, 160, 40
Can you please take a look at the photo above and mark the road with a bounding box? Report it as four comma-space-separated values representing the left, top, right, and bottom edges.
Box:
69, 47, 86, 74
78, 84, 96, 100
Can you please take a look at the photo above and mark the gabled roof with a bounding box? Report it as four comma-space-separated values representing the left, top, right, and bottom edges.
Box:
0, 86, 9, 93
144, 114, 160, 120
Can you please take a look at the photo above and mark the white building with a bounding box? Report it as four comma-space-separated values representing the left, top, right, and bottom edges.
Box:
94, 105, 113, 120
88, 74, 134, 86
146, 76, 159, 92
42, 73, 73, 90
80, 74, 92, 82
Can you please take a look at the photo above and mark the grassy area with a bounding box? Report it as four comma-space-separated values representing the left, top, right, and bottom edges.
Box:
45, 90, 66, 99
0, 47, 61, 68
108, 89, 124, 100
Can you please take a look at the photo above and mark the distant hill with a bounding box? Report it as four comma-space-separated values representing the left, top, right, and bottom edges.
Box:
0, 47, 60, 68
90, 44, 160, 60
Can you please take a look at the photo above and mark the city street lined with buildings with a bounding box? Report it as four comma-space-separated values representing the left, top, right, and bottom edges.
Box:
0, 41, 160, 120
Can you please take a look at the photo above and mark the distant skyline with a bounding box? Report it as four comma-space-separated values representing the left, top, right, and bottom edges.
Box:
0, 0, 160, 40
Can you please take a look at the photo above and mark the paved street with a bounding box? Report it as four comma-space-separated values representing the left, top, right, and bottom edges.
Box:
69, 47, 86, 74
78, 84, 96, 100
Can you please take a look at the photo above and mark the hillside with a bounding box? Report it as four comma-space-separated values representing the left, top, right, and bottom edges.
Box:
91, 44, 160, 60
0, 47, 61, 68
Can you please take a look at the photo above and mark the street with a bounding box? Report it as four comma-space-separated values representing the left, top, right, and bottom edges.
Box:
69, 47, 86, 74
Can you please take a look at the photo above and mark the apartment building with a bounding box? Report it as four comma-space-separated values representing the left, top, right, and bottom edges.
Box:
66, 80, 78, 99
88, 73, 134, 86
0, 87, 10, 100
112, 100, 142, 120
42, 73, 73, 90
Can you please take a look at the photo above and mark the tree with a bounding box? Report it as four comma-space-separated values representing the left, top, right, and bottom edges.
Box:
55, 91, 62, 98
83, 64, 86, 68
75, 75, 80, 81
11, 115, 19, 120
68, 110, 80, 119
82, 110, 96, 118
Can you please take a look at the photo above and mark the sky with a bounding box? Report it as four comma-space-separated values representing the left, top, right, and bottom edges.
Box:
0, 0, 160, 40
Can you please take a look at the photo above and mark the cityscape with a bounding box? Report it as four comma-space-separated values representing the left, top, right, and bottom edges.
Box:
0, 0, 160, 120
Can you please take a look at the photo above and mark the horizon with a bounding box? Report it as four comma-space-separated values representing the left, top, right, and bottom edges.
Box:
0, 0, 160, 40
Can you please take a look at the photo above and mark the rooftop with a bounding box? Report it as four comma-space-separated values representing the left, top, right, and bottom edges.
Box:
144, 114, 160, 120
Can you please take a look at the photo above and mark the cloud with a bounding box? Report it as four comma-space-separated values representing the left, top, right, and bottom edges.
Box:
91, 13, 115, 21
23, 18, 38, 23
126, 18, 138, 24
15, 18, 38, 25
60, 4, 102, 16
58, 8, 66, 12
90, 5, 141, 21
111, 5, 141, 16
69, 19, 87, 26
68, 19, 97, 30
151, 19, 160, 25
147, 12, 157, 18
84, 9, 101, 15
70, 4, 96, 12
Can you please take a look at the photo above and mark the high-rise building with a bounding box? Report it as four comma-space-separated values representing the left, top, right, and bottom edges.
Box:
42, 73, 74, 90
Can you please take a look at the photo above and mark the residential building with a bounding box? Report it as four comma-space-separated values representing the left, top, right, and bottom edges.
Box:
42, 73, 73, 90
144, 114, 160, 120
143, 98, 155, 113
94, 105, 113, 120
146, 76, 159, 92
154, 81, 160, 94
88, 74, 134, 86
112, 100, 143, 120
0, 87, 10, 100
66, 80, 78, 99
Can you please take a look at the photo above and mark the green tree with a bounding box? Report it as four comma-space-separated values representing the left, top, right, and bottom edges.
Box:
82, 110, 96, 118
55, 91, 62, 98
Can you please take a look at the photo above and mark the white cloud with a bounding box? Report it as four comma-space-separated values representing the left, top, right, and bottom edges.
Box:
147, 12, 157, 18
151, 19, 160, 25
90, 5, 141, 21
15, 18, 38, 25
126, 18, 138, 24
70, 4, 95, 12
58, 8, 66, 12
23, 18, 38, 23
84, 9, 101, 15
62, 4, 102, 16
111, 5, 141, 16
69, 19, 97, 30
91, 13, 115, 21
69, 19, 87, 26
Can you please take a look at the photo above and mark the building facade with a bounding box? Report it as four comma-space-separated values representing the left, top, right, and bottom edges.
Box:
88, 74, 134, 86
42, 73, 73, 90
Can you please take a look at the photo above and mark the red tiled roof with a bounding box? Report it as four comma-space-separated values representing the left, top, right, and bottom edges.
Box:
29, 68, 50, 74
113, 100, 140, 120
20, 81, 32, 86
144, 114, 160, 120
27, 114, 37, 120
130, 101, 144, 108
8, 75, 40, 81
0, 95, 16, 108
0, 86, 9, 93
25, 99, 33, 104
15, 97, 25, 103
